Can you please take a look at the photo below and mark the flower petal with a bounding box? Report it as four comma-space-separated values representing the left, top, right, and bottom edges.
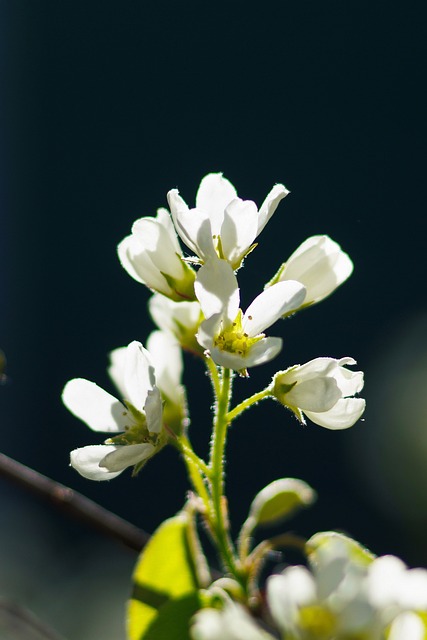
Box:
168, 189, 216, 260
389, 613, 425, 640
131, 216, 185, 277
257, 183, 289, 235
285, 377, 342, 413
123, 341, 156, 412
100, 443, 156, 472
208, 337, 282, 370
221, 198, 258, 268
243, 280, 306, 336
281, 235, 353, 304
144, 386, 163, 434
70, 445, 124, 480
195, 259, 239, 323
108, 346, 127, 398
146, 330, 183, 404
195, 173, 237, 233
62, 379, 129, 432
148, 294, 201, 338
304, 397, 366, 430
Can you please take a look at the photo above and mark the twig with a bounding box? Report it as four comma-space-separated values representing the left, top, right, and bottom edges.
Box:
0, 453, 149, 552
0, 599, 66, 640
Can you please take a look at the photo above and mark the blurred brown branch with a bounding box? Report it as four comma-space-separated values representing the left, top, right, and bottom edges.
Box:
0, 453, 149, 552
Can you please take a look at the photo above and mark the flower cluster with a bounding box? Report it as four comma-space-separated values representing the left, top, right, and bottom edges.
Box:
60, 171, 427, 640
192, 533, 427, 640
63, 172, 365, 481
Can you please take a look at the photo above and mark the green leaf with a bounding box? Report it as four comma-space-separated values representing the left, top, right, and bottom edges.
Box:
127, 511, 201, 640
249, 478, 316, 527
143, 593, 201, 640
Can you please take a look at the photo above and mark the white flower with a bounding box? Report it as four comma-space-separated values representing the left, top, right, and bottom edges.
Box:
148, 292, 203, 354
168, 173, 289, 270
272, 357, 365, 429
117, 208, 196, 301
194, 258, 306, 373
269, 235, 353, 307
388, 612, 426, 640
191, 603, 274, 640
62, 341, 164, 480
267, 538, 427, 640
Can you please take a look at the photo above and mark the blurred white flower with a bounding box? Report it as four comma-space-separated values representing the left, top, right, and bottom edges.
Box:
194, 258, 306, 373
388, 612, 426, 640
267, 536, 427, 640
191, 602, 273, 640
168, 173, 289, 270
269, 235, 353, 308
148, 292, 203, 354
272, 357, 365, 429
118, 208, 196, 301
62, 341, 164, 480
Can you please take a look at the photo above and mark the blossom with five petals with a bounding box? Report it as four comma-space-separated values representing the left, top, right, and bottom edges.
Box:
268, 235, 353, 308
194, 258, 306, 373
109, 330, 188, 435
118, 208, 196, 301
272, 356, 365, 429
62, 341, 164, 480
167, 173, 289, 270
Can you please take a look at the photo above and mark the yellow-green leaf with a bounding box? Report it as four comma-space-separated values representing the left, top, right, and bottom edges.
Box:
127, 511, 200, 640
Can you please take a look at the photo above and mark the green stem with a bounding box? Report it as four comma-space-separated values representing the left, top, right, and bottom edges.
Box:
173, 436, 211, 511
206, 355, 221, 400
209, 368, 244, 581
226, 387, 272, 423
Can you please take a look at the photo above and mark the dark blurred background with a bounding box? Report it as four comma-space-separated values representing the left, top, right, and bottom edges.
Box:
1, 1, 426, 637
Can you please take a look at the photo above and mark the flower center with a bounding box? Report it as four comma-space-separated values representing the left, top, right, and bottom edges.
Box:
298, 605, 336, 637
213, 310, 262, 357
106, 405, 156, 446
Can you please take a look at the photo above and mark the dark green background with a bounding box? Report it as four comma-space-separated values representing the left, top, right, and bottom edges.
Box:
1, 2, 426, 632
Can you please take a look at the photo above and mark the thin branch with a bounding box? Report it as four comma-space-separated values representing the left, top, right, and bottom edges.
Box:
0, 599, 66, 640
0, 453, 149, 552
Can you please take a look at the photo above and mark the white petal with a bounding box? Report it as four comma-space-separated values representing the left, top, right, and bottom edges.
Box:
389, 613, 425, 640
148, 294, 201, 337
195, 173, 237, 233
284, 358, 340, 384
144, 387, 163, 434
281, 235, 353, 304
257, 183, 289, 235
334, 365, 364, 397
146, 330, 183, 403
221, 198, 258, 267
195, 259, 239, 323
242, 337, 283, 368
243, 280, 306, 336
62, 379, 129, 432
154, 207, 182, 254
123, 341, 156, 412
70, 445, 124, 480
197, 313, 223, 351
304, 397, 366, 430
285, 377, 342, 413
131, 216, 185, 277
168, 189, 216, 260
267, 568, 316, 631
118, 235, 172, 294
108, 346, 127, 398
100, 443, 156, 472
208, 337, 282, 370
